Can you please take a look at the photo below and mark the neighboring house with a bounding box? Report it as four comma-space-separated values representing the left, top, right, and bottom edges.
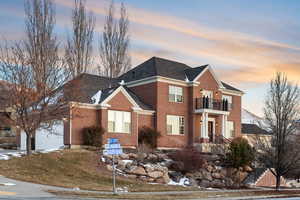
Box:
242, 123, 271, 146
242, 108, 263, 125
18, 57, 244, 150
243, 168, 286, 187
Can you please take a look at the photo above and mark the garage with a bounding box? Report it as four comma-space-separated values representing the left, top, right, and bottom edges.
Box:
20, 121, 64, 151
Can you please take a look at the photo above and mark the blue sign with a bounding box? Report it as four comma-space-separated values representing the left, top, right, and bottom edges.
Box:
108, 138, 119, 144
103, 138, 123, 155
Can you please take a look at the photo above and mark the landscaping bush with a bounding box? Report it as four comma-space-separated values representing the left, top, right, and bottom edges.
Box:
82, 126, 105, 147
226, 137, 255, 169
138, 126, 161, 149
169, 147, 205, 173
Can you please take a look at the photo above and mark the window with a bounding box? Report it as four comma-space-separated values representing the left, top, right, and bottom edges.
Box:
226, 121, 235, 138
167, 115, 184, 135
108, 110, 131, 133
222, 95, 232, 104
169, 86, 183, 102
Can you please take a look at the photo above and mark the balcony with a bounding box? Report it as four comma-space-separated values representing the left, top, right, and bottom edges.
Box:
195, 97, 232, 111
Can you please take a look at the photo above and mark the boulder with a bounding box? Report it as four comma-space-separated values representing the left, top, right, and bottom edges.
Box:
157, 153, 169, 161
168, 171, 183, 182
128, 153, 138, 160
211, 179, 226, 188
106, 165, 113, 171
128, 166, 147, 176
120, 153, 129, 160
148, 171, 164, 179
147, 153, 159, 162
188, 178, 198, 187
243, 165, 253, 172
162, 173, 171, 184
127, 174, 137, 179
201, 170, 213, 181
212, 172, 222, 179
117, 160, 127, 170
206, 164, 214, 173
198, 179, 211, 188
144, 164, 168, 174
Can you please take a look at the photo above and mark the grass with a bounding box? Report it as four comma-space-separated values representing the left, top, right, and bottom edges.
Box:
48, 190, 300, 200
0, 149, 192, 192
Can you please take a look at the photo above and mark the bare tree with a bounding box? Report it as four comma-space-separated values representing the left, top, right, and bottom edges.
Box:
256, 72, 300, 190
0, 0, 71, 155
65, 0, 95, 78
98, 1, 131, 79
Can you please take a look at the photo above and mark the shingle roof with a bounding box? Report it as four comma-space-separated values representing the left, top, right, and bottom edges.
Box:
119, 57, 192, 82
97, 86, 153, 111
243, 168, 267, 185
184, 65, 208, 81
221, 82, 243, 93
63, 73, 119, 104
242, 123, 270, 135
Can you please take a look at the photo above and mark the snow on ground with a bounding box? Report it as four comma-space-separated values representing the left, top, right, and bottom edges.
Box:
168, 177, 190, 186
122, 160, 133, 164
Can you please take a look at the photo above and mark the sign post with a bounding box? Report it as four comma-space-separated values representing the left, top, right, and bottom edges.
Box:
103, 138, 123, 194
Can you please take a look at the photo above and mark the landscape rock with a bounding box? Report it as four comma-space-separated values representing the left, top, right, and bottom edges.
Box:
106, 165, 113, 171
127, 166, 147, 176
201, 170, 213, 181
120, 153, 129, 160
198, 179, 210, 188
148, 171, 164, 179
212, 172, 222, 179
128, 153, 138, 160
169, 161, 184, 172
243, 165, 253, 172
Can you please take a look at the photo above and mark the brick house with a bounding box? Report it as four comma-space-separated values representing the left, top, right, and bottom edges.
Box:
62, 57, 244, 150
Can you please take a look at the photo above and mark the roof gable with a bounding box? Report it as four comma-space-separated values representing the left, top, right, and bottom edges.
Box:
194, 66, 224, 89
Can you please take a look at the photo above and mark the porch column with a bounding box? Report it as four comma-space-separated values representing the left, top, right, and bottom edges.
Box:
201, 112, 209, 139
221, 115, 228, 138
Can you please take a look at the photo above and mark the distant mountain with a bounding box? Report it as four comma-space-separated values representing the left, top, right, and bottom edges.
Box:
242, 108, 263, 125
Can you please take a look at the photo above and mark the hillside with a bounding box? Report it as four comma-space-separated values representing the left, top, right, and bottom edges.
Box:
0, 149, 188, 192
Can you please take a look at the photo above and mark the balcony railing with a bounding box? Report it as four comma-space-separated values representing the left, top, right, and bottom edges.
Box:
195, 97, 232, 111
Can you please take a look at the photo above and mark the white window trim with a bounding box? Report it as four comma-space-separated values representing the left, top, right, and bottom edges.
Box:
226, 121, 235, 138
108, 110, 131, 134
169, 85, 183, 103
166, 115, 185, 135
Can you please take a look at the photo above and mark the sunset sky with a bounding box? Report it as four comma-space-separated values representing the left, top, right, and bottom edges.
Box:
0, 0, 299, 116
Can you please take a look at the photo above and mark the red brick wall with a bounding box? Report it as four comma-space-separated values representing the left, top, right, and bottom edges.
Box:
103, 91, 138, 147
129, 82, 157, 109
70, 107, 99, 145
155, 82, 189, 148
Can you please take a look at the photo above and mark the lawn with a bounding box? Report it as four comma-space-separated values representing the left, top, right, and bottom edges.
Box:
0, 149, 192, 192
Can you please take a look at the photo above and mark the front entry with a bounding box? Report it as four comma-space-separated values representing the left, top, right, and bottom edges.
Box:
208, 121, 214, 142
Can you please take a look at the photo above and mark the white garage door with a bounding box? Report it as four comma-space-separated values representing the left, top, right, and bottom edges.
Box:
20, 121, 64, 151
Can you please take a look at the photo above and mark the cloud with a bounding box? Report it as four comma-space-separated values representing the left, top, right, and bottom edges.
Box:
2, 0, 300, 86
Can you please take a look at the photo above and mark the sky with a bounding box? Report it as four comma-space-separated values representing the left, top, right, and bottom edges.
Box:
0, 0, 300, 116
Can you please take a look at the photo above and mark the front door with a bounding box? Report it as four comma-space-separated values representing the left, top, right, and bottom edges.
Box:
208, 121, 214, 143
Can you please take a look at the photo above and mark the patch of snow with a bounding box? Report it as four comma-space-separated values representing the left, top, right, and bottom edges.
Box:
168, 177, 189, 187
117, 186, 128, 193
0, 155, 10, 160
119, 80, 125, 85
72, 187, 80, 191
122, 160, 133, 164
1, 183, 16, 186
91, 90, 102, 104
101, 157, 106, 162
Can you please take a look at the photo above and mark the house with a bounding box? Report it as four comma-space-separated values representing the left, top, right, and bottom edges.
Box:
243, 168, 286, 187
19, 57, 244, 151
241, 123, 271, 146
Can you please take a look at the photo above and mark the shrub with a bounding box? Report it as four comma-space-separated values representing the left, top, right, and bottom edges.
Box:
169, 147, 205, 173
138, 126, 161, 149
226, 137, 255, 169
82, 126, 105, 147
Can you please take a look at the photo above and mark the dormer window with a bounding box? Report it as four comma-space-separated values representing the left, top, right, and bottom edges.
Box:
169, 85, 183, 103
